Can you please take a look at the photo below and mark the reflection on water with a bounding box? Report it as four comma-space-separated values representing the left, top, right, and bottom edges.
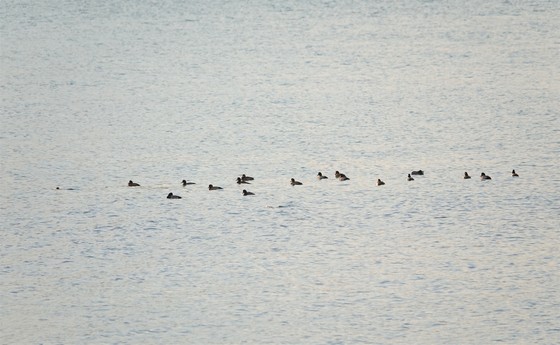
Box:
1, 0, 559, 343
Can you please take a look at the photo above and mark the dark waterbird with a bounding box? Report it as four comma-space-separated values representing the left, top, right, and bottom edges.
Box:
241, 174, 254, 181
237, 177, 250, 184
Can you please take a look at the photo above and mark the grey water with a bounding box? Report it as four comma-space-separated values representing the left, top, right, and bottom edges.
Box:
1, 0, 559, 344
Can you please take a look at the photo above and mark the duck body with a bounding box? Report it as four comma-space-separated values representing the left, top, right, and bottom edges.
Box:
182, 180, 195, 186
208, 184, 223, 190
317, 172, 328, 180
512, 169, 519, 177
243, 189, 255, 196
411, 170, 424, 176
480, 172, 492, 180
464, 172, 471, 179
167, 192, 182, 199
335, 171, 349, 181
241, 174, 254, 181
237, 177, 250, 184
128, 180, 140, 187
407, 174, 414, 181
377, 179, 385, 186
291, 178, 303, 186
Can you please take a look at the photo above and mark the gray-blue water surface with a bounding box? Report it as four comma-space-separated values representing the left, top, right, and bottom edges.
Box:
1, 0, 559, 344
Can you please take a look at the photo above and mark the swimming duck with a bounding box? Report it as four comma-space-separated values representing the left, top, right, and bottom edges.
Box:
128, 180, 140, 187
167, 192, 182, 199
480, 172, 492, 180
291, 178, 303, 186
208, 184, 223, 190
377, 179, 385, 186
317, 172, 328, 180
237, 177, 250, 184
243, 189, 255, 196
407, 174, 414, 181
335, 171, 349, 181
182, 180, 196, 186
464, 172, 471, 179
241, 174, 254, 181
512, 169, 519, 177
411, 170, 424, 176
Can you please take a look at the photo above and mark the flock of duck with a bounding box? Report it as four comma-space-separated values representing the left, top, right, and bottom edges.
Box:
126, 169, 521, 200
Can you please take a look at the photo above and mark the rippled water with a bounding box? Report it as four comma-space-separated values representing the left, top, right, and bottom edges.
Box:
1, 0, 559, 344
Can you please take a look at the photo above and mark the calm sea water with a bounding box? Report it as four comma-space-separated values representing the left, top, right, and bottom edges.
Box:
1, 0, 559, 344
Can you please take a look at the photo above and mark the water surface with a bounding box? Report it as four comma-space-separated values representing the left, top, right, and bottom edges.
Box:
1, 0, 559, 344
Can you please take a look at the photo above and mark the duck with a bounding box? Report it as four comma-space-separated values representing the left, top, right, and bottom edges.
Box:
512, 169, 519, 177
464, 172, 471, 179
335, 171, 349, 181
411, 170, 424, 176
480, 172, 492, 180
242, 189, 255, 196
237, 177, 250, 184
317, 172, 328, 180
167, 192, 182, 199
208, 184, 223, 190
291, 178, 303, 186
407, 174, 414, 181
128, 180, 140, 187
377, 179, 385, 186
182, 179, 196, 186
241, 174, 254, 181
